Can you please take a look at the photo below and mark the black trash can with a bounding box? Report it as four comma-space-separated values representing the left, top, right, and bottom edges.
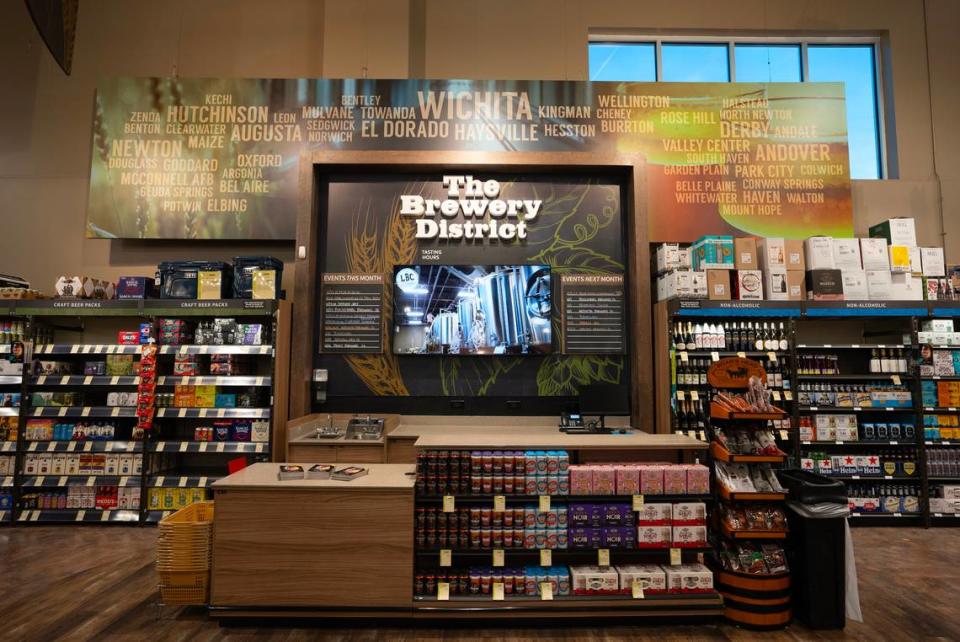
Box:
777, 469, 849, 630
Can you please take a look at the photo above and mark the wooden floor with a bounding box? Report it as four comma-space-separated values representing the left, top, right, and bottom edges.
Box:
0, 527, 957, 641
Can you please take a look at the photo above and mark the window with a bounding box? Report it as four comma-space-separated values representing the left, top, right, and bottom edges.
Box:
587, 38, 885, 179
588, 43, 656, 81
662, 44, 729, 82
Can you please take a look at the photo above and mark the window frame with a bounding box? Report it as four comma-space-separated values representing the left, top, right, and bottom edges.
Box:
589, 34, 887, 179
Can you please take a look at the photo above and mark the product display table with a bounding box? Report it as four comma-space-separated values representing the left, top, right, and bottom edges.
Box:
209, 463, 415, 617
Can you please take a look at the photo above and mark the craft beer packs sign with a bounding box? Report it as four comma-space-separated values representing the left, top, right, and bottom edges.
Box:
88, 78, 852, 240
401, 175, 542, 241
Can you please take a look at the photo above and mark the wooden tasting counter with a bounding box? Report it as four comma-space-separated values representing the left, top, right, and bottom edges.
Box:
210, 429, 716, 620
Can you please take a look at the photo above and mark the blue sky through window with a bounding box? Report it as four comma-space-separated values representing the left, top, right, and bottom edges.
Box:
662, 44, 730, 82
588, 43, 656, 81
735, 45, 802, 82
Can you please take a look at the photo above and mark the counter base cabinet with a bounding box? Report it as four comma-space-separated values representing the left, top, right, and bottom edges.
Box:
287, 444, 384, 464
210, 488, 413, 607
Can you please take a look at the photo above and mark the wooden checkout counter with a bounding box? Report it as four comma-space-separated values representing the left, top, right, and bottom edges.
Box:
209, 418, 715, 620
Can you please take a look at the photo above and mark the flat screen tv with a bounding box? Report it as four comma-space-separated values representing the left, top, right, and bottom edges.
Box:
392, 265, 552, 355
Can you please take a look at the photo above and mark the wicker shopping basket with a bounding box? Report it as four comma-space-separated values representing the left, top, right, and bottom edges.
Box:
156, 501, 215, 605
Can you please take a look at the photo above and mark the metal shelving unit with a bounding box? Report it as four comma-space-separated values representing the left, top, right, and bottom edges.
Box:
2, 299, 287, 525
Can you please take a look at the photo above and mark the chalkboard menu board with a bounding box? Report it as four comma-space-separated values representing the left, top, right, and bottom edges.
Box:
560, 274, 626, 355
319, 274, 384, 353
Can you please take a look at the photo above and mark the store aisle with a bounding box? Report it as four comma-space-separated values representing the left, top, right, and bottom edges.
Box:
0, 527, 957, 640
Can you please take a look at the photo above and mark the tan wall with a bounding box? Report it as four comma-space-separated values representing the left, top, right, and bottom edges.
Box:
0, 0, 958, 293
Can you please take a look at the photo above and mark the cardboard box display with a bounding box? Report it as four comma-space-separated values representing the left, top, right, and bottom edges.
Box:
734, 237, 758, 269
672, 502, 707, 525
908, 246, 922, 274
891, 273, 924, 301
870, 218, 917, 247
888, 246, 912, 273
765, 269, 788, 301
841, 270, 869, 300
784, 239, 805, 270
785, 270, 806, 300
865, 270, 893, 300
757, 238, 786, 269
806, 269, 844, 300
197, 271, 223, 300
922, 247, 946, 277
922, 320, 955, 333
733, 270, 764, 301
617, 565, 667, 595
804, 237, 836, 270
706, 269, 731, 300
657, 270, 704, 301
672, 525, 708, 547
832, 238, 862, 270
637, 525, 672, 548
637, 503, 672, 525
691, 236, 734, 270
665, 563, 714, 593
656, 243, 691, 273
859, 238, 890, 271
570, 565, 620, 595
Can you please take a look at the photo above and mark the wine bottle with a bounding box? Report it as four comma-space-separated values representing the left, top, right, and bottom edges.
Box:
723, 323, 731, 350
685, 323, 697, 352
870, 349, 880, 374
778, 321, 789, 351
896, 349, 907, 374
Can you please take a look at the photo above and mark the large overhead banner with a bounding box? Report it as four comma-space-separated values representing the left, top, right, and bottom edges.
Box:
87, 78, 852, 241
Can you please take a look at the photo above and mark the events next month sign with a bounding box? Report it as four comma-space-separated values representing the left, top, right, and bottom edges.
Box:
87, 78, 852, 241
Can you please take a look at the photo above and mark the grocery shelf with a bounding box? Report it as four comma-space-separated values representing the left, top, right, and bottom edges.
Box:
928, 477, 960, 482
416, 494, 713, 503
157, 345, 272, 355
17, 509, 140, 523
155, 407, 270, 419
30, 406, 137, 418
9, 298, 275, 317
0, 375, 21, 385
710, 441, 786, 464
0, 442, 15, 453
719, 522, 787, 540
717, 486, 786, 502
798, 406, 914, 413
32, 375, 140, 386
21, 440, 142, 453
144, 510, 175, 523
710, 403, 787, 422
156, 375, 271, 386
796, 343, 910, 349
0, 408, 19, 417
921, 376, 960, 381
925, 440, 959, 446
923, 407, 960, 413
674, 350, 790, 358
20, 475, 141, 488
800, 440, 917, 447
848, 513, 922, 526
828, 475, 920, 482
803, 302, 928, 317
415, 546, 711, 556
148, 473, 223, 488
412, 592, 725, 615
796, 374, 911, 381
1, 476, 13, 487
33, 344, 142, 355
149, 440, 268, 454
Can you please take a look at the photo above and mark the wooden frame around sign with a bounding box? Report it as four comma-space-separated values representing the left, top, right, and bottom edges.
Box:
290, 151, 650, 431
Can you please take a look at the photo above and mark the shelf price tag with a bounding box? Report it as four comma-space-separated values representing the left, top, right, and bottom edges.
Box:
784, 391, 793, 401
493, 495, 506, 512
891, 375, 901, 385
689, 390, 699, 401
439, 549, 452, 567
540, 549, 552, 566
598, 548, 610, 567
679, 351, 689, 363
437, 582, 450, 601
492, 549, 505, 567
632, 494, 644, 511
771, 390, 781, 402
492, 582, 504, 601
632, 579, 645, 599
58, 476, 67, 487
767, 352, 778, 363
676, 391, 685, 401
538, 495, 551, 512
698, 430, 707, 442
710, 351, 719, 362
737, 351, 746, 359
539, 582, 554, 601
670, 548, 682, 566
779, 430, 789, 441
216, 442, 226, 453
442, 495, 455, 513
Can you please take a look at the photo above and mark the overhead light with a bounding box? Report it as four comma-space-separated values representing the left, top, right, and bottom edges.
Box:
404, 306, 411, 313
410, 287, 429, 295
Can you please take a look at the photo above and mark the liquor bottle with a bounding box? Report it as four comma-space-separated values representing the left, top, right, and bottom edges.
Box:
723, 323, 731, 350
896, 349, 907, 374
737, 322, 747, 352
778, 322, 789, 352
685, 323, 697, 352
870, 349, 880, 374
881, 349, 893, 374
699, 359, 708, 386
746, 323, 756, 351
765, 323, 777, 351
673, 325, 683, 351
766, 361, 776, 388
753, 323, 763, 351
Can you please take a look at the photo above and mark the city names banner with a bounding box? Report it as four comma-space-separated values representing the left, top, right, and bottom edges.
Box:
88, 78, 852, 241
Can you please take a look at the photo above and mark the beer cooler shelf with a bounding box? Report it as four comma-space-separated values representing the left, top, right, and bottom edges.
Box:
0, 300, 287, 525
